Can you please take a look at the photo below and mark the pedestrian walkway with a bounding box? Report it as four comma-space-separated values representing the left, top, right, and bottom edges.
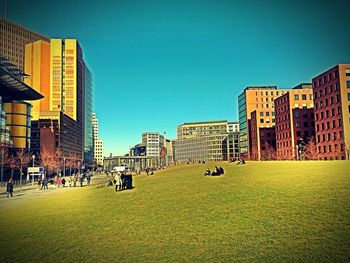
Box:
0, 173, 107, 209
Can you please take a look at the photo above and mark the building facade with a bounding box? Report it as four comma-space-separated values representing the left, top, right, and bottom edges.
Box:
238, 86, 288, 159
227, 122, 240, 133
0, 18, 49, 71
175, 120, 239, 163
275, 84, 315, 160
30, 111, 82, 159
312, 64, 350, 160
0, 56, 43, 150
84, 66, 93, 163
249, 110, 276, 161
142, 132, 162, 157
94, 139, 104, 165
177, 120, 227, 140
92, 112, 103, 165
24, 39, 86, 159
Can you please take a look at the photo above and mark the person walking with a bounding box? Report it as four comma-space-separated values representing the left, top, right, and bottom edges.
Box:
6, 177, 14, 198
73, 174, 77, 187
62, 177, 66, 187
86, 173, 91, 186
43, 176, 48, 190
57, 177, 61, 188
79, 173, 84, 187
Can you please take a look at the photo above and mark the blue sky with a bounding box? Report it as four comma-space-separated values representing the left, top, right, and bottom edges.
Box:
3, 0, 350, 155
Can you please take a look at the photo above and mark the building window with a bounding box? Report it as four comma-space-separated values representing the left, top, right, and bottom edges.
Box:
346, 69, 350, 77
347, 81, 350, 88
260, 119, 264, 123
296, 122, 300, 127
348, 93, 350, 100
294, 94, 299, 100
302, 94, 307, 100
260, 112, 264, 117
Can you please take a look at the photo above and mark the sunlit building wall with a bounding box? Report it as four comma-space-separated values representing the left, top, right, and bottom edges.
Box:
84, 66, 93, 163
24, 40, 50, 120
0, 18, 49, 71
238, 86, 289, 159
312, 64, 350, 160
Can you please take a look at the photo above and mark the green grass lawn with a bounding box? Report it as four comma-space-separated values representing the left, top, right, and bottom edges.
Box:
1, 161, 350, 262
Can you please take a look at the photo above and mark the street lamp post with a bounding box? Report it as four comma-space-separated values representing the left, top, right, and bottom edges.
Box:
32, 154, 35, 185
1, 147, 4, 182
63, 157, 66, 178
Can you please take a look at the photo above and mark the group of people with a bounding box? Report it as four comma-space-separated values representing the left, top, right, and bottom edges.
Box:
204, 166, 225, 176
37, 172, 92, 190
4, 171, 93, 199
106, 170, 134, 191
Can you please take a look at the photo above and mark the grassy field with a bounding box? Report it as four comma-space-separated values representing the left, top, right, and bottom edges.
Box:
0, 161, 350, 262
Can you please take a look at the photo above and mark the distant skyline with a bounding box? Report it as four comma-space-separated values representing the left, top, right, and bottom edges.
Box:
3, 0, 350, 156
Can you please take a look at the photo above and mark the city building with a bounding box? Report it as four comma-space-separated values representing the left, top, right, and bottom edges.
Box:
24, 39, 87, 159
227, 122, 240, 133
0, 18, 49, 71
30, 111, 82, 159
142, 132, 162, 157
0, 55, 43, 149
175, 120, 240, 163
92, 112, 104, 165
164, 138, 175, 165
238, 86, 288, 159
312, 64, 350, 160
275, 84, 315, 160
84, 66, 93, 164
95, 139, 104, 166
177, 120, 227, 140
249, 110, 276, 160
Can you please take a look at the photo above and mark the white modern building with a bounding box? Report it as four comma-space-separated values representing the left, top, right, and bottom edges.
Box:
142, 132, 163, 157
227, 122, 240, 133
92, 112, 104, 165
175, 120, 240, 163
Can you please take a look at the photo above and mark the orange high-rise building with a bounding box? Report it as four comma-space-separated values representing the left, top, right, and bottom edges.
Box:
24, 41, 51, 120
238, 86, 289, 159
24, 39, 85, 159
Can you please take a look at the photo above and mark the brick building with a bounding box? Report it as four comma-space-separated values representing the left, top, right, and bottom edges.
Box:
312, 64, 350, 160
275, 84, 315, 160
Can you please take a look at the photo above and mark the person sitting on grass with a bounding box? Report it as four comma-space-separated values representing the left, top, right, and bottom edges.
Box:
204, 168, 211, 176
106, 180, 113, 187
237, 159, 246, 165
211, 166, 222, 176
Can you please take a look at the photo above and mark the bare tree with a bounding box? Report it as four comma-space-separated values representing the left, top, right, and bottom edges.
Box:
65, 153, 77, 176
261, 142, 277, 161
16, 148, 32, 187
304, 137, 319, 160
7, 153, 17, 179
54, 149, 63, 176
0, 145, 8, 182
40, 147, 55, 177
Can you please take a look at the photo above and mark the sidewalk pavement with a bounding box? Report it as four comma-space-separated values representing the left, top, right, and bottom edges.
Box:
0, 173, 108, 205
